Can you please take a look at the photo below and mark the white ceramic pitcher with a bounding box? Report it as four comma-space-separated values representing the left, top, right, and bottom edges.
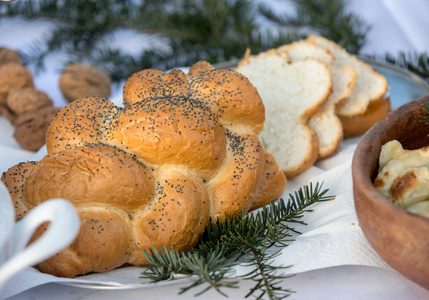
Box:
0, 181, 80, 294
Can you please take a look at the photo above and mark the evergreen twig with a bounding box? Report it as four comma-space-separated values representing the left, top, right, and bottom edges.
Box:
381, 52, 429, 81
419, 101, 429, 138
0, 0, 370, 81
259, 0, 371, 54
140, 182, 333, 299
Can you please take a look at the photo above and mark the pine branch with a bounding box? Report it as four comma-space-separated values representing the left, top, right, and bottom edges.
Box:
141, 246, 239, 297
140, 182, 333, 299
0, 0, 371, 81
241, 248, 293, 300
381, 52, 429, 81
259, 0, 371, 54
419, 101, 429, 137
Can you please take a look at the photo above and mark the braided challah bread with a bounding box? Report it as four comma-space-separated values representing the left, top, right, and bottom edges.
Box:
1, 63, 286, 278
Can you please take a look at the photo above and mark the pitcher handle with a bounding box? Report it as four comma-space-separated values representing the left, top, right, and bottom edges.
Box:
0, 199, 80, 286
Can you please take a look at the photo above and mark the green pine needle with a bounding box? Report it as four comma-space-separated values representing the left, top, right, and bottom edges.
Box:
0, 0, 371, 81
259, 0, 371, 54
382, 52, 429, 80
419, 101, 429, 138
140, 182, 333, 299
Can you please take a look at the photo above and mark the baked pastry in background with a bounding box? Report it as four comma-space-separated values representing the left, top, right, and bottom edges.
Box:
0, 47, 21, 65
2, 63, 286, 278
0, 63, 34, 111
0, 59, 59, 151
3, 87, 53, 124
13, 106, 60, 151
59, 63, 111, 102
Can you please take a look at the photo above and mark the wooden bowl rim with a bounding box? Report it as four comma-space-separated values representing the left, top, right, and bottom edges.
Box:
352, 95, 429, 225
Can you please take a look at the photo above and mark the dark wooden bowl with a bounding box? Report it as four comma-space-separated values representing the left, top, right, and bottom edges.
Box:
352, 95, 429, 290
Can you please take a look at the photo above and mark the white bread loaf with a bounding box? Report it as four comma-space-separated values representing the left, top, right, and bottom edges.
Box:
236, 49, 332, 178
278, 40, 357, 157
306, 35, 389, 120
1, 64, 286, 278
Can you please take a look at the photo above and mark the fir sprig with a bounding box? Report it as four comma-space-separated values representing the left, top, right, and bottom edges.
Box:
140, 182, 333, 299
259, 0, 371, 54
419, 101, 429, 137
141, 246, 239, 296
0, 0, 370, 81
381, 52, 429, 81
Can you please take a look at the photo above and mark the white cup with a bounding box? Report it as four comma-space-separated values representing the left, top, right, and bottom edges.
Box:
0, 181, 80, 295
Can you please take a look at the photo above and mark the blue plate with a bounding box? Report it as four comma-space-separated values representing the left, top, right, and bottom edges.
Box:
359, 57, 429, 110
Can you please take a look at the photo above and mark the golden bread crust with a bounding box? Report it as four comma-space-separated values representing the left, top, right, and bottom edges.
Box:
36, 207, 134, 277
189, 69, 265, 134
13, 106, 60, 152
46, 96, 119, 153
130, 168, 210, 264
187, 61, 214, 76
208, 132, 262, 219
59, 63, 111, 103
1, 161, 37, 220
340, 96, 390, 138
106, 96, 227, 180
3, 87, 53, 124
2, 63, 286, 277
23, 144, 154, 213
0, 63, 34, 110
0, 47, 21, 65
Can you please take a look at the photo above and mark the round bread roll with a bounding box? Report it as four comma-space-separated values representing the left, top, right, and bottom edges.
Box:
339, 96, 391, 138
59, 63, 111, 103
1, 161, 37, 221
46, 96, 119, 153
0, 63, 34, 111
0, 47, 21, 65
187, 61, 214, 76
107, 96, 227, 180
2, 64, 286, 278
123, 66, 265, 135
3, 87, 53, 124
14, 106, 60, 152
22, 144, 154, 212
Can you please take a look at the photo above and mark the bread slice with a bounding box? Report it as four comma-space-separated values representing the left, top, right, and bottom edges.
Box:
278, 40, 335, 65
236, 49, 332, 178
306, 35, 388, 118
278, 40, 357, 157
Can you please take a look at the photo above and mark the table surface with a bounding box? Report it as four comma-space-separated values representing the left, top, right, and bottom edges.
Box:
1, 1, 429, 299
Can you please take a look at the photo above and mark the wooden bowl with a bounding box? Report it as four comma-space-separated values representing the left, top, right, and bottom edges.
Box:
352, 95, 429, 290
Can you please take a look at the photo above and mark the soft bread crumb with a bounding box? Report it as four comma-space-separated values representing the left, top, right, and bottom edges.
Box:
237, 50, 332, 177
278, 40, 357, 158
307, 35, 388, 117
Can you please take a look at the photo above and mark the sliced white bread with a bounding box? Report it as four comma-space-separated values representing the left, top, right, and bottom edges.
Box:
236, 49, 332, 178
278, 40, 335, 65
306, 35, 388, 118
307, 66, 357, 157
278, 40, 357, 157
